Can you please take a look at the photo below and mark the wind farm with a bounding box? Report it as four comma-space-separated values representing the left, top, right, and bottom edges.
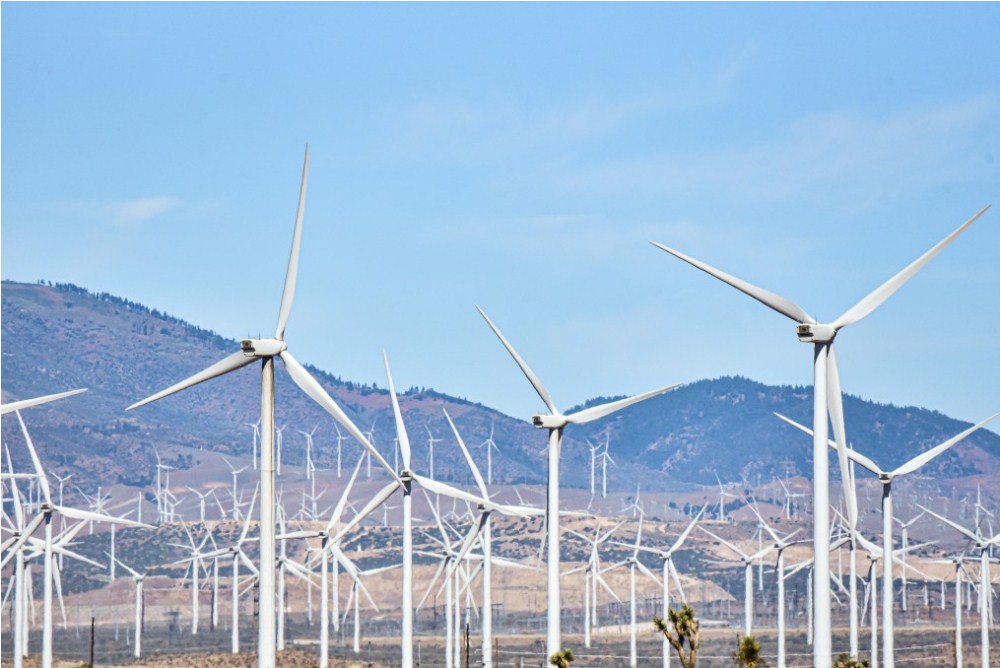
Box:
3, 4, 1000, 667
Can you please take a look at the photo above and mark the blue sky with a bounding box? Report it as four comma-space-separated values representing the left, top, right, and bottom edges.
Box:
3, 3, 998, 426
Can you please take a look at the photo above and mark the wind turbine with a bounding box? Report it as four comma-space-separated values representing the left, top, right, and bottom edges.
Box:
126, 147, 393, 668
623, 505, 706, 668
281, 456, 364, 668
651, 205, 989, 666
477, 420, 501, 486
604, 518, 662, 668
700, 525, 775, 636
476, 305, 680, 658
918, 504, 1000, 668
778, 411, 998, 668
597, 437, 616, 499
114, 557, 147, 658
10, 412, 150, 668
565, 520, 624, 648
714, 471, 738, 522
247, 420, 261, 470
299, 426, 318, 481
327, 353, 520, 668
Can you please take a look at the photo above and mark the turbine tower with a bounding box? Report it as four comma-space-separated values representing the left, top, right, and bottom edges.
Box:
650, 204, 989, 666
477, 305, 680, 658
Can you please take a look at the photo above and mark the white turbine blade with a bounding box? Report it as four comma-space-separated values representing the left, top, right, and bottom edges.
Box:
238, 549, 259, 576
917, 504, 982, 545
826, 347, 858, 531
238, 484, 259, 543
53, 559, 68, 627
274, 144, 310, 340
417, 559, 448, 611
57, 506, 150, 529
331, 481, 401, 543
412, 474, 510, 515
55, 544, 104, 569
15, 412, 53, 504
383, 352, 411, 471
649, 240, 814, 324
635, 559, 663, 587
832, 205, 990, 330
594, 570, 622, 602
773, 412, 884, 475
669, 560, 688, 603
0, 388, 87, 415
892, 413, 1000, 477
443, 409, 489, 498
278, 530, 321, 541
280, 350, 400, 482
127, 350, 253, 410
670, 505, 707, 553
451, 513, 490, 573
699, 526, 750, 560
326, 455, 365, 533
114, 557, 142, 580
565, 383, 682, 425
0, 514, 45, 568
475, 305, 558, 415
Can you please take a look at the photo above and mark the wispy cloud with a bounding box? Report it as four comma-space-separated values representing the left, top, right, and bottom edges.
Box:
557, 94, 999, 203
104, 196, 180, 225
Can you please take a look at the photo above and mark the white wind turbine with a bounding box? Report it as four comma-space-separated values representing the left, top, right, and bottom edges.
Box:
127, 146, 393, 668
327, 353, 519, 668
918, 504, 1000, 668
185, 487, 218, 523
333, 423, 347, 478
651, 205, 989, 666
477, 305, 680, 657
714, 471, 738, 522
425, 423, 442, 479
299, 426, 318, 481
622, 505, 706, 668
587, 440, 600, 496
443, 408, 540, 668
597, 436, 616, 499
700, 525, 775, 636
281, 456, 365, 668
778, 411, 998, 668
477, 420, 502, 486
10, 412, 150, 668
894, 511, 924, 613
604, 518, 662, 668
114, 557, 147, 658
565, 520, 624, 648
222, 458, 249, 521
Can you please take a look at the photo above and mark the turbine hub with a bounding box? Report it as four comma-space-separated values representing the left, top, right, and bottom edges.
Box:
532, 414, 567, 429
240, 338, 287, 358
795, 323, 836, 343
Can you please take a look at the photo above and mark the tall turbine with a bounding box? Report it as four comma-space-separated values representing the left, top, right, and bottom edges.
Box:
650, 205, 989, 665
476, 306, 680, 658
126, 147, 391, 668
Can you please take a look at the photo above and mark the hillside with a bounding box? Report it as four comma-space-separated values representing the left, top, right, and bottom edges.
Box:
2, 280, 998, 493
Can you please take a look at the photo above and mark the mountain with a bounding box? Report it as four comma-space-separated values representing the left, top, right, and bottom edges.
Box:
3, 280, 998, 494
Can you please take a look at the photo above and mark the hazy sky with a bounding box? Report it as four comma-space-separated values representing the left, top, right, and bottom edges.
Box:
3, 3, 998, 427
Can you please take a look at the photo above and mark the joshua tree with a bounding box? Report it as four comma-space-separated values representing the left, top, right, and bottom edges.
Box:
833, 654, 870, 668
654, 604, 700, 668
732, 635, 768, 668
549, 649, 575, 668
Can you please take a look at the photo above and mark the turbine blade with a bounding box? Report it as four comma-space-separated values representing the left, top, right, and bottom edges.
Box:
326, 455, 365, 534
331, 481, 401, 544
280, 351, 399, 482
57, 506, 150, 529
671, 505, 708, 552
0, 388, 87, 415
635, 559, 663, 587
450, 514, 489, 576
699, 526, 749, 560
649, 241, 814, 324
15, 412, 53, 504
416, 559, 447, 611
0, 514, 45, 569
274, 145, 310, 340
238, 484, 259, 543
773, 412, 884, 475
475, 306, 558, 415
832, 205, 990, 330
827, 347, 858, 531
892, 412, 1000, 478
443, 409, 489, 498
127, 351, 253, 410
383, 352, 411, 471
565, 383, 682, 425
916, 504, 981, 545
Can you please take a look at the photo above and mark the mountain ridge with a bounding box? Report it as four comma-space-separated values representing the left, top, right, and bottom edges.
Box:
3, 279, 998, 495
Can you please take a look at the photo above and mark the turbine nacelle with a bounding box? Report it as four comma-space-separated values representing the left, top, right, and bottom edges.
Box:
795, 323, 837, 343
532, 414, 567, 429
240, 338, 287, 358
